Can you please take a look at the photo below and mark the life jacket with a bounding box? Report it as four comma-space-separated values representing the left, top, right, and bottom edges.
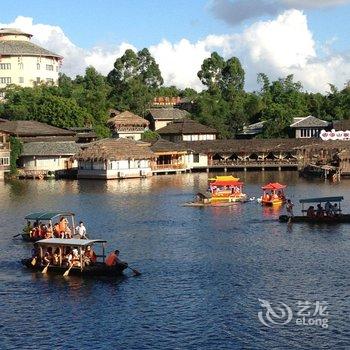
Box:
105, 252, 117, 266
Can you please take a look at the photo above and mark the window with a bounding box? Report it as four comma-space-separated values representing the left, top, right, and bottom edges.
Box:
37, 63, 40, 70
0, 77, 11, 84
0, 63, 11, 70
36, 77, 41, 83
46, 64, 53, 71
0, 157, 9, 166
56, 66, 59, 72
18, 77, 24, 84
0, 92, 5, 98
193, 153, 200, 163
18, 63, 23, 69
46, 78, 54, 83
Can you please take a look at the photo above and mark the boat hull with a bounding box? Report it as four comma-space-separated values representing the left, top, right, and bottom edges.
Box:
279, 214, 350, 224
21, 233, 41, 242
262, 199, 285, 206
21, 259, 128, 277
183, 201, 242, 207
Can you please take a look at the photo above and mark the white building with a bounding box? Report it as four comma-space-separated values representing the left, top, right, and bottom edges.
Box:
76, 138, 155, 179
0, 28, 62, 96
290, 116, 328, 138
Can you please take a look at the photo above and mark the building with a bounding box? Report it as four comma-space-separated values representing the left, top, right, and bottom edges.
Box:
236, 121, 265, 139
290, 116, 328, 138
150, 138, 189, 173
146, 108, 191, 131
0, 28, 62, 95
0, 120, 76, 142
0, 131, 10, 179
18, 141, 81, 178
76, 138, 155, 179
157, 118, 217, 142
68, 127, 97, 143
107, 111, 149, 140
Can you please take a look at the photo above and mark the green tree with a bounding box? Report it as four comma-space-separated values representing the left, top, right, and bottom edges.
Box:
9, 136, 22, 174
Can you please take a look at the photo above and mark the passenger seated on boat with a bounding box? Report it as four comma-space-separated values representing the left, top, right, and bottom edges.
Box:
316, 204, 324, 217
62, 247, 73, 267
272, 193, 279, 200
45, 224, 53, 239
40, 224, 47, 238
332, 203, 339, 216
71, 248, 81, 267
325, 201, 333, 216
106, 250, 120, 266
83, 246, 97, 266
43, 247, 53, 264
52, 248, 60, 265
53, 223, 60, 238
306, 206, 315, 217
64, 226, 72, 239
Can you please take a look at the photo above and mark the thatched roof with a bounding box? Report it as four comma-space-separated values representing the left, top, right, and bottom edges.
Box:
177, 139, 350, 154
22, 141, 82, 156
76, 138, 155, 161
147, 108, 190, 120
150, 138, 189, 154
0, 28, 32, 37
157, 119, 217, 135
0, 120, 76, 138
107, 111, 149, 128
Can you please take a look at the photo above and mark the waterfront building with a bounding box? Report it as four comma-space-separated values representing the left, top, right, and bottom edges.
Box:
146, 108, 190, 131
68, 127, 97, 143
76, 138, 155, 179
107, 110, 149, 140
0, 28, 62, 96
150, 138, 189, 173
157, 119, 217, 142
0, 130, 10, 179
0, 120, 76, 142
290, 116, 328, 138
18, 141, 81, 178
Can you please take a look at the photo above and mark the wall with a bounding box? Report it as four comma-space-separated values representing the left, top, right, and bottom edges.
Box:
154, 120, 172, 131
20, 156, 77, 171
186, 153, 208, 168
114, 131, 144, 141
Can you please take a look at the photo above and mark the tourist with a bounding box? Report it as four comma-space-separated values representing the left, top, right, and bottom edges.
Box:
325, 201, 333, 216
72, 248, 81, 267
83, 246, 97, 266
63, 247, 73, 267
105, 250, 120, 266
75, 221, 87, 239
306, 206, 315, 217
53, 223, 60, 238
52, 248, 60, 265
45, 224, 53, 239
43, 247, 53, 265
59, 217, 67, 236
316, 204, 324, 217
332, 203, 339, 216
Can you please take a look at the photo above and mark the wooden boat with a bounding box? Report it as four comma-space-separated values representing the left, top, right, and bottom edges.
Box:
21, 238, 128, 278
183, 192, 242, 207
20, 211, 77, 242
261, 183, 286, 206
208, 176, 247, 203
279, 196, 349, 224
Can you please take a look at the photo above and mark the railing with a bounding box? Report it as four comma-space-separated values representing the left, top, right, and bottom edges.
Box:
210, 159, 299, 166
152, 163, 186, 170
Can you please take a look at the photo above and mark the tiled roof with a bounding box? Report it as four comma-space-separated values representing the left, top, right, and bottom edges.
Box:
22, 141, 82, 156
147, 108, 190, 120
0, 28, 32, 36
157, 119, 217, 135
150, 138, 189, 153
0, 40, 61, 58
0, 120, 76, 137
290, 116, 328, 128
76, 138, 155, 161
107, 111, 149, 127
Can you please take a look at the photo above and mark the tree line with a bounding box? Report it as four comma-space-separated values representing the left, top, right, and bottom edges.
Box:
1, 48, 350, 139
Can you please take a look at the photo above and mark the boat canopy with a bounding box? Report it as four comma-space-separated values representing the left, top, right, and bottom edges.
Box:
299, 196, 344, 204
36, 238, 106, 247
25, 211, 75, 221
262, 183, 286, 190
209, 176, 240, 182
210, 180, 243, 187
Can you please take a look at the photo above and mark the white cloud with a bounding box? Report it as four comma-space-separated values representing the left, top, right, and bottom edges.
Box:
1, 13, 350, 93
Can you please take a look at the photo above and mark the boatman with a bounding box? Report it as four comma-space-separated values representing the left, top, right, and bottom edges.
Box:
286, 199, 294, 222
75, 221, 87, 239
105, 250, 120, 266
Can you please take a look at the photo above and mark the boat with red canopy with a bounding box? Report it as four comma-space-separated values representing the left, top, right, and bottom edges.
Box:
209, 176, 247, 203
261, 182, 286, 206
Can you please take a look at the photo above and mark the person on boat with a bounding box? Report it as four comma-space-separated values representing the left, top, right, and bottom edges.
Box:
65, 225, 72, 239
286, 199, 294, 218
71, 248, 81, 267
59, 217, 68, 237
75, 221, 87, 239
40, 224, 47, 238
52, 248, 60, 265
62, 247, 73, 267
83, 246, 97, 266
53, 223, 60, 238
325, 201, 333, 216
306, 206, 315, 217
43, 247, 53, 265
332, 203, 339, 216
105, 250, 120, 267
45, 224, 53, 239
316, 204, 324, 217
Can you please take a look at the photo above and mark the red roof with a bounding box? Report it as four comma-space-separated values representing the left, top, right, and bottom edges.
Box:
262, 182, 286, 190
211, 181, 243, 187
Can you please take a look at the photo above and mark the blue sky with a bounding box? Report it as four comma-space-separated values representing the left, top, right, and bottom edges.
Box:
1, 0, 350, 92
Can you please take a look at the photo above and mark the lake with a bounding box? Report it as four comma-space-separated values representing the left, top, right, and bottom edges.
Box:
0, 171, 349, 349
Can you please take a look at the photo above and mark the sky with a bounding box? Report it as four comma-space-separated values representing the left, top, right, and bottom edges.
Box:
1, 0, 350, 93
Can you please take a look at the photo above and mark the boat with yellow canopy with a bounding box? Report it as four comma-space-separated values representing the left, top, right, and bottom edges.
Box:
260, 182, 286, 206
208, 176, 247, 203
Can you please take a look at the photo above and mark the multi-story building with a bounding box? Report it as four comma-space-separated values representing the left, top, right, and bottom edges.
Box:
0, 28, 62, 96
0, 131, 10, 179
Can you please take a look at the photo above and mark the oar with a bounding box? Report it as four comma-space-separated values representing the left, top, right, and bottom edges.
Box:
42, 262, 50, 274
13, 233, 21, 238
31, 257, 37, 266
63, 264, 73, 277
127, 266, 141, 276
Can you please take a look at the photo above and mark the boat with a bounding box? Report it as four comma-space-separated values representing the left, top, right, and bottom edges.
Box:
279, 196, 350, 223
208, 176, 247, 203
21, 238, 129, 277
261, 183, 286, 206
20, 211, 77, 242
183, 193, 241, 207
